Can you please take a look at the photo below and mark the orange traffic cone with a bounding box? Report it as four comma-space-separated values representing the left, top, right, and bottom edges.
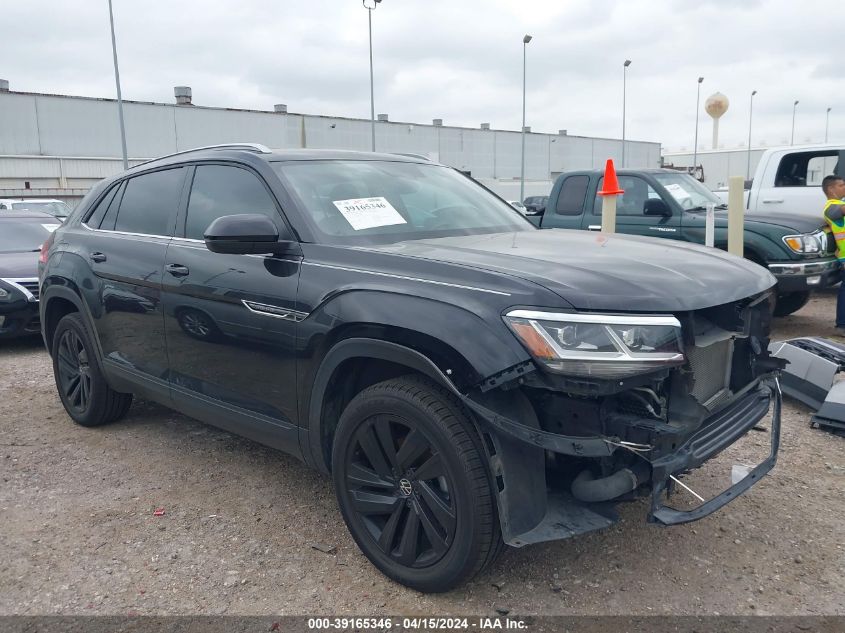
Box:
597, 159, 624, 196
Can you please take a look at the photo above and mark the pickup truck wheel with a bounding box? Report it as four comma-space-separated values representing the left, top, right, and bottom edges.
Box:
332, 375, 501, 592
773, 290, 811, 317
51, 313, 133, 427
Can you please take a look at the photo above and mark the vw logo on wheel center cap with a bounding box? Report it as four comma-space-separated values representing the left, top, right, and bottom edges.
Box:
398, 478, 413, 497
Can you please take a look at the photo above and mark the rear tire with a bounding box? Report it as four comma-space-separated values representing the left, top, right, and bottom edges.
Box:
772, 290, 811, 317
332, 375, 502, 592
51, 313, 133, 427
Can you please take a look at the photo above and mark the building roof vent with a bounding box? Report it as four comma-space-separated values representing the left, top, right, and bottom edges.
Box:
174, 86, 192, 105
377, 113, 389, 121
432, 118, 443, 127
0, 79, 9, 92
273, 103, 288, 113
480, 123, 490, 130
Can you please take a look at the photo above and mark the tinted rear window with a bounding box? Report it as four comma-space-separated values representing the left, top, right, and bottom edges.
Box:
555, 176, 589, 215
114, 168, 184, 236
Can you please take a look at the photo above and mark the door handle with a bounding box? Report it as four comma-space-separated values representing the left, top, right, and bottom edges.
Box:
90, 252, 107, 263
762, 198, 784, 204
165, 263, 190, 277
587, 225, 601, 231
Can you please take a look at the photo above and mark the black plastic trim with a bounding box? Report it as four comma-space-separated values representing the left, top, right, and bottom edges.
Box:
648, 379, 781, 525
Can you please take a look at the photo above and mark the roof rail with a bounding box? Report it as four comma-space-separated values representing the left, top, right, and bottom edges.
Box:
390, 152, 431, 161
130, 143, 273, 169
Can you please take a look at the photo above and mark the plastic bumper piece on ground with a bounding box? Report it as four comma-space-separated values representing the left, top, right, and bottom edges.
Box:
648, 379, 781, 526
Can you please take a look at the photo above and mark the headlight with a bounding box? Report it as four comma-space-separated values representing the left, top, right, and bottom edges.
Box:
504, 310, 685, 379
782, 233, 821, 254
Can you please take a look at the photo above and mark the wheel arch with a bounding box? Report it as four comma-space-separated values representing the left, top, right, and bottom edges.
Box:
41, 285, 86, 355
304, 337, 465, 475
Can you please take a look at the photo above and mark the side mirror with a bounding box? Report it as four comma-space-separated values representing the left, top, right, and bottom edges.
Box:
204, 214, 296, 255
643, 198, 672, 217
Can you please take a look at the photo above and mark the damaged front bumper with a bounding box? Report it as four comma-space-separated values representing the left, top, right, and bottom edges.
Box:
648, 377, 781, 525
463, 376, 781, 546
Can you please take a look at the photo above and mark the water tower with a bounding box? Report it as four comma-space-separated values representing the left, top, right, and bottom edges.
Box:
705, 92, 729, 150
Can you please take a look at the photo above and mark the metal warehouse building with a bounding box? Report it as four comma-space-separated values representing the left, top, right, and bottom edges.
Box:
0, 84, 661, 206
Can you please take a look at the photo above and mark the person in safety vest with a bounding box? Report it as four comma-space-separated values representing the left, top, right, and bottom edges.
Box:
822, 174, 845, 329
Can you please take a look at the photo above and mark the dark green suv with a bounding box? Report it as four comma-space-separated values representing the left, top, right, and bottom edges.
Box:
530, 169, 839, 316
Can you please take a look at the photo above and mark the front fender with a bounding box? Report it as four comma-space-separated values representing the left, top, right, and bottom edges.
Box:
302, 337, 548, 544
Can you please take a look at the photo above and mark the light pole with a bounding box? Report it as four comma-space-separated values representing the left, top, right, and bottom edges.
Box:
363, 0, 381, 152
622, 59, 631, 167
791, 100, 799, 145
693, 77, 703, 176
519, 34, 532, 204
826, 107, 832, 143
746, 90, 757, 179
107, 0, 128, 169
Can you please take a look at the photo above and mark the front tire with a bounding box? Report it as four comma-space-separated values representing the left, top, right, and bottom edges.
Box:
332, 375, 501, 592
51, 313, 133, 427
773, 290, 811, 317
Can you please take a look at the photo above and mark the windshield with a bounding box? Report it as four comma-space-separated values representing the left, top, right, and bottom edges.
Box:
0, 220, 59, 253
652, 173, 724, 210
273, 160, 533, 245
10, 200, 70, 216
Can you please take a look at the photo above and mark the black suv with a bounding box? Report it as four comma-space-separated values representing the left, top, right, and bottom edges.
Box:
40, 144, 783, 592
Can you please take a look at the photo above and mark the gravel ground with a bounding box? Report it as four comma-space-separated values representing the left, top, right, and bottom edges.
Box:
1, 289, 843, 616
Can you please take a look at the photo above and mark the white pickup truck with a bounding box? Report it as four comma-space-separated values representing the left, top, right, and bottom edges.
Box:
714, 144, 845, 219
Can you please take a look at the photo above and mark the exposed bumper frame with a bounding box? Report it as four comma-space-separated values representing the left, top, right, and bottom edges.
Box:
648, 378, 781, 525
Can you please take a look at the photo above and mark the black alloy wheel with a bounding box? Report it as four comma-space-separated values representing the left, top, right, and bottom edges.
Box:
51, 313, 133, 427
56, 328, 92, 414
332, 375, 502, 592
345, 415, 457, 569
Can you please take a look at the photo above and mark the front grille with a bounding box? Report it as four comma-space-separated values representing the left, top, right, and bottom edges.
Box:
687, 339, 733, 409
17, 281, 39, 301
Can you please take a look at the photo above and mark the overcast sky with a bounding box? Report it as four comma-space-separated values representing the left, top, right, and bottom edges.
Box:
2, 0, 839, 152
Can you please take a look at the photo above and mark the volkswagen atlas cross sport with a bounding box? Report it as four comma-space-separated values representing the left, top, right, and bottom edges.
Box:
39, 144, 783, 592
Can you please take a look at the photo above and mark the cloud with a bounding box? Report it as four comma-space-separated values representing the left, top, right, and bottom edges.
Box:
0, 0, 840, 151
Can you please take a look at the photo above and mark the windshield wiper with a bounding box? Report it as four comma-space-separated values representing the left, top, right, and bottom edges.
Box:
686, 203, 727, 212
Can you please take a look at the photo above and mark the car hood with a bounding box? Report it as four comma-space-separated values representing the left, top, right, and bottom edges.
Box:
727, 211, 826, 233
0, 250, 39, 278
371, 230, 776, 312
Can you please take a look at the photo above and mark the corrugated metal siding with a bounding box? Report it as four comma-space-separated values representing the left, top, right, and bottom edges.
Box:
662, 149, 766, 187
0, 94, 41, 155
0, 91, 662, 187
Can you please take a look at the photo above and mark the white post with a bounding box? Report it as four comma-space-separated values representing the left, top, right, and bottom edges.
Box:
107, 0, 128, 170
728, 176, 745, 256
601, 196, 617, 234
367, 7, 375, 151
705, 203, 715, 247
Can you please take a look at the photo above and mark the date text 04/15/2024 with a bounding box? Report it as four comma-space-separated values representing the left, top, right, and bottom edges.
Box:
306, 617, 528, 630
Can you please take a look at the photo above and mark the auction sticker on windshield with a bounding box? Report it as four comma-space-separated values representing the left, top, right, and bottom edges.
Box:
663, 183, 691, 201
333, 197, 407, 231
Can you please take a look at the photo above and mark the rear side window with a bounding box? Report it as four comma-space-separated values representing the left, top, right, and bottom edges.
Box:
113, 168, 185, 236
775, 151, 839, 187
555, 176, 589, 215
184, 165, 279, 240
85, 184, 119, 228
99, 182, 125, 230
